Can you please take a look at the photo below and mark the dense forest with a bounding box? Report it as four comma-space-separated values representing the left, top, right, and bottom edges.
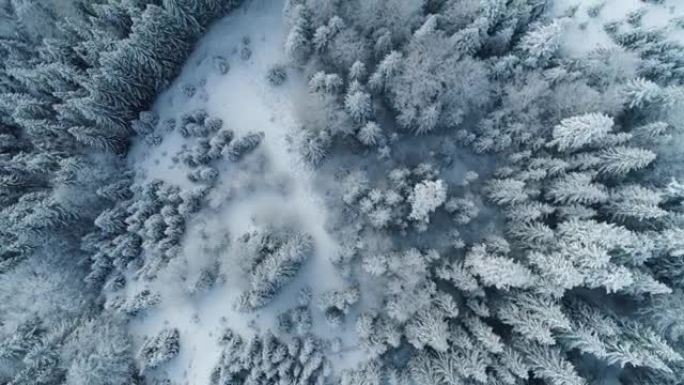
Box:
1, 0, 684, 385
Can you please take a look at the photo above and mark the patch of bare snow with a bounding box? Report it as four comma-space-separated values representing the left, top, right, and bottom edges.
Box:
549, 0, 684, 57
125, 0, 374, 383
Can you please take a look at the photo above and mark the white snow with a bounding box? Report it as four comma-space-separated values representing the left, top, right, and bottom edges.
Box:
125, 0, 371, 383
548, 0, 684, 56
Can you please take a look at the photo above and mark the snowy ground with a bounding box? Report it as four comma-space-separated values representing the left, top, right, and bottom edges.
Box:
550, 0, 684, 56
126, 0, 371, 383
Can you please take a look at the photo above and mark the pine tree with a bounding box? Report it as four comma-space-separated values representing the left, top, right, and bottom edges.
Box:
548, 113, 614, 151
546, 172, 608, 205
519, 20, 564, 66
623, 78, 665, 109
349, 60, 366, 81
238, 232, 313, 310
485, 178, 528, 205
405, 308, 450, 352
519, 342, 586, 385
285, 5, 311, 63
344, 81, 372, 122
416, 104, 440, 134
137, 328, 180, 374
408, 179, 447, 225
606, 185, 668, 222
357, 121, 383, 146
368, 51, 402, 90
498, 293, 571, 345
465, 244, 535, 290
463, 315, 504, 354
597, 147, 656, 176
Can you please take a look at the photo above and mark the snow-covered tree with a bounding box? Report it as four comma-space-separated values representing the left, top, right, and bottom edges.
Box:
344, 81, 372, 122
137, 328, 180, 373
465, 244, 535, 290
408, 179, 447, 225
405, 308, 450, 352
546, 172, 608, 205
368, 51, 402, 90
519, 342, 585, 385
285, 5, 312, 63
63, 316, 135, 385
548, 113, 614, 151
357, 121, 383, 146
485, 178, 529, 205
597, 146, 656, 176
519, 20, 564, 66
238, 231, 313, 310
606, 185, 668, 222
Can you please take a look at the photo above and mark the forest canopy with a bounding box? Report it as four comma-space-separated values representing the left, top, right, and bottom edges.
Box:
1, 0, 684, 385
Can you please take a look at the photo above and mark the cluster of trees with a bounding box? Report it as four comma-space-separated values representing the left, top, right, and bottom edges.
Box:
359, 248, 460, 356
137, 328, 180, 374
0, 303, 137, 385
0, 0, 241, 383
210, 328, 331, 385
341, 163, 451, 232
87, 104, 267, 313
236, 229, 314, 311
172, 108, 264, 183
284, 0, 684, 384
85, 178, 208, 291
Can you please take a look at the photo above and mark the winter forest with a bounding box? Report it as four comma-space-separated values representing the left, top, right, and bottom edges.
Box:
2, 0, 684, 384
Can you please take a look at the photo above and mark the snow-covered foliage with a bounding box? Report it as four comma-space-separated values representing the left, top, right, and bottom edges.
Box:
137, 328, 181, 373
210, 329, 331, 385
2, 0, 684, 385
